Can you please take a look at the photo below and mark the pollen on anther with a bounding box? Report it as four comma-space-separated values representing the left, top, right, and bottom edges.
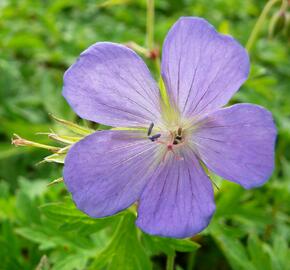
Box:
147, 122, 154, 136
149, 133, 161, 142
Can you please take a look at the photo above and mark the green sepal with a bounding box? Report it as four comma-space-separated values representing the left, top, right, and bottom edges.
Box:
50, 114, 94, 135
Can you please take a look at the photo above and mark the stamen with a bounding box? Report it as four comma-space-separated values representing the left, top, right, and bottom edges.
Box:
149, 133, 161, 142
172, 127, 183, 145
147, 122, 154, 136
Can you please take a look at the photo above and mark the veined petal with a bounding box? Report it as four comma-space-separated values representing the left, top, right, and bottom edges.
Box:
136, 151, 215, 238
63, 42, 162, 127
63, 130, 161, 217
192, 104, 277, 189
161, 17, 249, 117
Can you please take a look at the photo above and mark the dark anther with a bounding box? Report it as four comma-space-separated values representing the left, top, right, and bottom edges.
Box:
147, 122, 154, 136
149, 134, 161, 142
174, 128, 183, 145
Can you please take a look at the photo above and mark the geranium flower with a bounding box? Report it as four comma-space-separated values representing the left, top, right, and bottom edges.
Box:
62, 17, 276, 238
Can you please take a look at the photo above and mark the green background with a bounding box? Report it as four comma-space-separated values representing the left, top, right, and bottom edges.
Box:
0, 0, 289, 269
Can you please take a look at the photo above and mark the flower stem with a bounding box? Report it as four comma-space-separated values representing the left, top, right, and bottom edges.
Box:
186, 250, 197, 270
281, 0, 288, 11
126, 41, 149, 56
166, 253, 175, 270
246, 0, 281, 52
146, 0, 154, 49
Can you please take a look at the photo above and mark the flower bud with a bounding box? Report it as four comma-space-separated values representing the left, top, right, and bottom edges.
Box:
269, 11, 286, 38
284, 12, 290, 38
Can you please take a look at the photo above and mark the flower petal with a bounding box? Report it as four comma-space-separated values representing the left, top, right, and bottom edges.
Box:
63, 42, 162, 127
63, 130, 161, 217
192, 104, 277, 189
161, 17, 249, 117
136, 151, 215, 238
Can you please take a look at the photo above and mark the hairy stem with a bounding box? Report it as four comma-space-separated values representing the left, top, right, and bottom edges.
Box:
146, 0, 155, 49
166, 253, 175, 270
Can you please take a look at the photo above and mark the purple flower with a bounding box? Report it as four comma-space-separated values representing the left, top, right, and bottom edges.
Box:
62, 17, 276, 238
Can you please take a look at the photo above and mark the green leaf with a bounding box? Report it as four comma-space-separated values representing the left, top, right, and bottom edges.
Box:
0, 181, 9, 199
214, 182, 244, 217
15, 223, 95, 251
15, 191, 41, 224
142, 234, 200, 256
40, 201, 88, 220
39, 70, 72, 118
266, 235, 290, 270
90, 213, 151, 270
247, 234, 271, 270
15, 227, 56, 250
212, 225, 256, 270
40, 200, 121, 234
18, 177, 47, 199
0, 220, 23, 269
52, 254, 87, 270
97, 0, 131, 8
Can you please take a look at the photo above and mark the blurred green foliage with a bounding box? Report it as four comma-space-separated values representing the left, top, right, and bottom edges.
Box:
0, 0, 289, 269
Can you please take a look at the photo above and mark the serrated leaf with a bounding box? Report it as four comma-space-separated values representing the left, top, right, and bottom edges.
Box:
142, 234, 200, 256
89, 213, 151, 270
40, 200, 121, 234
40, 201, 91, 220
52, 254, 87, 270
15, 227, 56, 250
15, 191, 41, 224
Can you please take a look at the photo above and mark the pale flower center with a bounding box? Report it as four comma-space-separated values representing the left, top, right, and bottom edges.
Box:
147, 122, 190, 162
